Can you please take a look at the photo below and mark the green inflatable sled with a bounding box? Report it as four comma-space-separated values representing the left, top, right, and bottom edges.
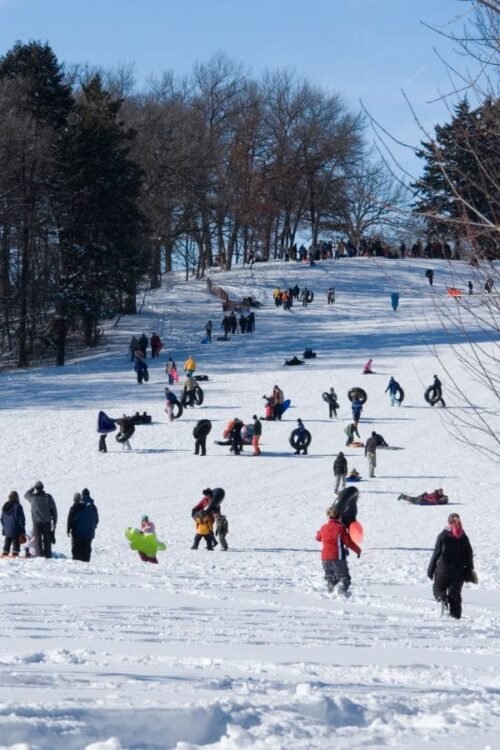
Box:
125, 527, 167, 564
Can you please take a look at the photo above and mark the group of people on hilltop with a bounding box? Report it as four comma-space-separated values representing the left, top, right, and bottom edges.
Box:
1, 482, 98, 562
220, 311, 255, 339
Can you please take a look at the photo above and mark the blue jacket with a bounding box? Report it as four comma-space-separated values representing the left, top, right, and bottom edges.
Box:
351, 399, 363, 415
134, 357, 148, 373
385, 378, 399, 395
1, 500, 26, 537
67, 495, 99, 540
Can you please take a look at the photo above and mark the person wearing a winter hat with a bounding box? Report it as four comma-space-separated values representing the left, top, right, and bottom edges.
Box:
427, 513, 475, 619
24, 482, 58, 558
1, 491, 26, 558
67, 488, 99, 562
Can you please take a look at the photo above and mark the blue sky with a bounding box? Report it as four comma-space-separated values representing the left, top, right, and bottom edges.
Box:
0, 0, 475, 174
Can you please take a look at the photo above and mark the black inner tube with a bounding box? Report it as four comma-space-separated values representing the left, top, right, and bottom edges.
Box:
289, 428, 312, 449
424, 386, 440, 405
348, 387, 367, 404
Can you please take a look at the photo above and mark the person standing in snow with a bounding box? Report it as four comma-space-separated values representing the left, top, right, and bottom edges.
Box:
252, 415, 262, 455
184, 355, 196, 376
326, 387, 339, 419
427, 513, 474, 619
138, 333, 148, 358
205, 320, 213, 342
66, 488, 99, 562
316, 507, 361, 595
333, 452, 348, 494
24, 481, 58, 558
214, 510, 229, 551
1, 491, 26, 558
150, 332, 162, 358
181, 374, 197, 407
364, 431, 378, 478
134, 353, 149, 384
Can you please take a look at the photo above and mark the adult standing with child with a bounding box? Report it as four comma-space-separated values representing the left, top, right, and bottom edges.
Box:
24, 481, 58, 558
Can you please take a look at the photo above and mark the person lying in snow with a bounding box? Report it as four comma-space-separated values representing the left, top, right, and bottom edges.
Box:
398, 489, 448, 505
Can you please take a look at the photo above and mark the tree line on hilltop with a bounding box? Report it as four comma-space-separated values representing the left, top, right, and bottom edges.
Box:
0, 30, 497, 366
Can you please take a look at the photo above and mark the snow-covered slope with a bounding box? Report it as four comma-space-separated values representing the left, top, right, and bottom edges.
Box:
0, 257, 499, 750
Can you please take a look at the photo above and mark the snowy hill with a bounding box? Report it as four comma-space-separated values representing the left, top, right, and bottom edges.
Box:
0, 257, 499, 750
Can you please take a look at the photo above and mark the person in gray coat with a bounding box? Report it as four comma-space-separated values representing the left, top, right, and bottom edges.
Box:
333, 452, 348, 494
364, 432, 378, 478
24, 481, 58, 558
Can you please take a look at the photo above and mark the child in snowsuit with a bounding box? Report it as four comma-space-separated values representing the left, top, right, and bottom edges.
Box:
166, 358, 177, 385
214, 511, 229, 550
139, 515, 159, 563
1, 491, 26, 557
191, 514, 214, 550
316, 507, 361, 595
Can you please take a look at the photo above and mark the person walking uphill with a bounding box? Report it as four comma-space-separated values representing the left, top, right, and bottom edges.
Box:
24, 481, 58, 558
1, 491, 26, 557
427, 513, 474, 619
67, 488, 99, 562
316, 507, 361, 595
365, 431, 378, 478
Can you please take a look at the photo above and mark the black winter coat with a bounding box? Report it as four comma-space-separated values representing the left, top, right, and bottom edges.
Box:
1, 500, 26, 537
67, 498, 99, 540
333, 455, 348, 475
428, 529, 473, 581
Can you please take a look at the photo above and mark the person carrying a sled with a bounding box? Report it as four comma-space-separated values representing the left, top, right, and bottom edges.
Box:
385, 376, 401, 407
316, 507, 361, 595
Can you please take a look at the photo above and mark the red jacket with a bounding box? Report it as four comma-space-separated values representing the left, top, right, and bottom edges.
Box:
316, 519, 361, 561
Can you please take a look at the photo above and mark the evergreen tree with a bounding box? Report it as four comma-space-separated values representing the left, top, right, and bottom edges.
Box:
0, 41, 73, 366
56, 75, 146, 355
413, 98, 500, 254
